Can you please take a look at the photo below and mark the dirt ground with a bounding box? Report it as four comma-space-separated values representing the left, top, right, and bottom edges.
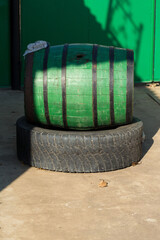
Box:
0, 86, 160, 240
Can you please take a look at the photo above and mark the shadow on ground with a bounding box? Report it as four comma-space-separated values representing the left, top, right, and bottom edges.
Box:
134, 85, 160, 157
0, 91, 30, 191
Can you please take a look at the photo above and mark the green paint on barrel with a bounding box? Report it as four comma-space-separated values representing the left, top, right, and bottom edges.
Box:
32, 49, 47, 124
25, 44, 134, 130
97, 46, 110, 126
66, 44, 93, 129
114, 48, 127, 124
47, 46, 63, 127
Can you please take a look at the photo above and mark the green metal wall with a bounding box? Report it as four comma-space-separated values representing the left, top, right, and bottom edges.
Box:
0, 0, 10, 87
0, 0, 159, 87
154, 0, 160, 81
21, 0, 155, 84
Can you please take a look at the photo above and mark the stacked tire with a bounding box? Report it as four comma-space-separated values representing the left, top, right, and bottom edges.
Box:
16, 43, 143, 172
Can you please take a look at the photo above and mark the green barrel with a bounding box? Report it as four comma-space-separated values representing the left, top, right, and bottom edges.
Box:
24, 44, 134, 130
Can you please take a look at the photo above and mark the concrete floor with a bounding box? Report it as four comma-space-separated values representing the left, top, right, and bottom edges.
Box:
0, 86, 160, 240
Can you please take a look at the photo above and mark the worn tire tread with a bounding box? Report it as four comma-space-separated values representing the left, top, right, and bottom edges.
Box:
16, 117, 143, 173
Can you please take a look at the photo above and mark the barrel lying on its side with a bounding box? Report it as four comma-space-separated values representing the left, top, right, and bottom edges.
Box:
24, 44, 134, 130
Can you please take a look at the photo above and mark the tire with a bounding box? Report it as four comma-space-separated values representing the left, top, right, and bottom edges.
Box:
16, 117, 143, 173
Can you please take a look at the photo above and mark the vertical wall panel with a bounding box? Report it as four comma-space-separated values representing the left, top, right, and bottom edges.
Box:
154, 0, 160, 81
0, 0, 10, 87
